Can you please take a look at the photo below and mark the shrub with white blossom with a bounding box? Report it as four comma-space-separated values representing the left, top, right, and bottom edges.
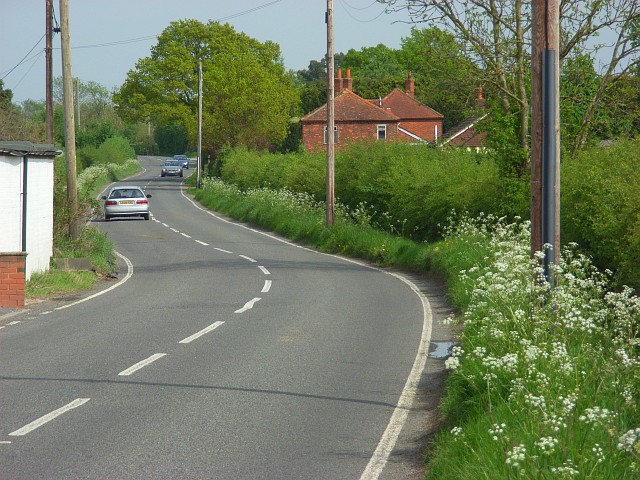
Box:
430, 214, 640, 479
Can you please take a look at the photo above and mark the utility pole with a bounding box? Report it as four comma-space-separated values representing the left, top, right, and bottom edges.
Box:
45, 0, 53, 143
531, 0, 560, 285
59, 0, 78, 239
197, 61, 202, 189
325, 0, 335, 227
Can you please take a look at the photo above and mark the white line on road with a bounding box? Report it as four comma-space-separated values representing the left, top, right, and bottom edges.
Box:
195, 240, 209, 246
162, 223, 169, 227
118, 353, 167, 376
8, 321, 21, 325
359, 272, 433, 480
235, 297, 261, 313
170, 228, 179, 233
258, 266, 270, 275
0, 441, 11, 444
239, 255, 256, 262
181, 233, 191, 238
214, 247, 232, 254
178, 321, 224, 344
55, 251, 133, 311
8, 398, 90, 436
261, 280, 272, 293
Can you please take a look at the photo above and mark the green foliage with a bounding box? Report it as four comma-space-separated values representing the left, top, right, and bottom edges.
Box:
398, 27, 479, 130
562, 139, 640, 288
154, 124, 188, 155
218, 143, 530, 243
114, 19, 298, 155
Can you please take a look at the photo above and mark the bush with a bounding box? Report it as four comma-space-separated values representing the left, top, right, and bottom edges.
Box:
562, 139, 640, 288
92, 135, 136, 165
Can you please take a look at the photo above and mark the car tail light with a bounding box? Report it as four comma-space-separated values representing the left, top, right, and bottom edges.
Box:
105, 200, 117, 206
136, 199, 148, 205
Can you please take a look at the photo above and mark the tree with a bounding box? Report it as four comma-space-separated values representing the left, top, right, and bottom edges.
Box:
398, 27, 480, 130
114, 20, 298, 156
382, 0, 640, 157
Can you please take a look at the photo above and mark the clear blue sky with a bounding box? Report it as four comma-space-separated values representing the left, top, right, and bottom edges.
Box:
1, 0, 414, 104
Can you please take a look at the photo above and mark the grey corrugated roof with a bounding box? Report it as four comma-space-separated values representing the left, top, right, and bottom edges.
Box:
0, 141, 61, 157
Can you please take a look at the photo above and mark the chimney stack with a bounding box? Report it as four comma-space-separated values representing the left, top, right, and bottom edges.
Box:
405, 71, 414, 98
476, 86, 486, 108
344, 68, 352, 91
335, 68, 343, 94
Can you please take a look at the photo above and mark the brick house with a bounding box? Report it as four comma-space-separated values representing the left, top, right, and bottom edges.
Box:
441, 87, 490, 152
300, 70, 443, 152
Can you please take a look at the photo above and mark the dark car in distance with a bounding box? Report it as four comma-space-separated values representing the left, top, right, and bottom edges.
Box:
173, 154, 189, 169
162, 159, 183, 177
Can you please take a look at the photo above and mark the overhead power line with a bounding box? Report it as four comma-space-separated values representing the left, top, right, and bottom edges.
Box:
1, 33, 46, 80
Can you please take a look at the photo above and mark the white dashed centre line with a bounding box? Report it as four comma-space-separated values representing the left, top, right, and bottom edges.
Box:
258, 266, 270, 275
239, 255, 256, 262
162, 223, 169, 227
8, 398, 90, 436
195, 240, 208, 246
178, 321, 225, 344
214, 247, 232, 254
235, 297, 261, 313
261, 280, 272, 293
118, 353, 166, 376
170, 228, 179, 233
180, 233, 191, 238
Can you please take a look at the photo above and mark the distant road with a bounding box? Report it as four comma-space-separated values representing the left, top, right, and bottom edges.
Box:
0, 155, 434, 479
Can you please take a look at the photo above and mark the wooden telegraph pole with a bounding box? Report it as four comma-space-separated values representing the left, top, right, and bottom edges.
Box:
531, 0, 560, 284
325, 0, 335, 227
59, 0, 79, 239
45, 0, 54, 143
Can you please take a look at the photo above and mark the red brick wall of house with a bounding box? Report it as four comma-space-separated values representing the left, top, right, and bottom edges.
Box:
398, 120, 443, 142
302, 122, 398, 152
0, 252, 26, 308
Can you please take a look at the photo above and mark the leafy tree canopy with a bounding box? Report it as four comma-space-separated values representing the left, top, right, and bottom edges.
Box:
114, 19, 298, 154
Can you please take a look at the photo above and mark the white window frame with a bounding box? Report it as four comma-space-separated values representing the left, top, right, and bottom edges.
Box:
377, 124, 387, 140
324, 125, 338, 144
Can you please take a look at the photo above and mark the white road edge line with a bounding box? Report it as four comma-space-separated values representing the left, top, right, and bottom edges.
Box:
8, 398, 90, 436
55, 251, 133, 311
235, 297, 261, 313
258, 266, 270, 275
261, 280, 272, 293
239, 255, 256, 262
118, 353, 166, 376
178, 321, 224, 344
359, 272, 433, 480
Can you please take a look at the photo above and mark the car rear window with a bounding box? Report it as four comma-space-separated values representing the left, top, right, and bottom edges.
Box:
110, 189, 143, 199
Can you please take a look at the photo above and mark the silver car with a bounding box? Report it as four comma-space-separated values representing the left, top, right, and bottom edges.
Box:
161, 159, 183, 177
101, 185, 151, 221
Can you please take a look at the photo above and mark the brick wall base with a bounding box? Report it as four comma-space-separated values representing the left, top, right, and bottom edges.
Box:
0, 252, 27, 309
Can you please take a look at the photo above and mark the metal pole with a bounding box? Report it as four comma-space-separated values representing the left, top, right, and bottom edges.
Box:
326, 0, 335, 226
542, 50, 557, 284
197, 61, 202, 189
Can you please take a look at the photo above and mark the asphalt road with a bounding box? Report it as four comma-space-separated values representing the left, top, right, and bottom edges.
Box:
0, 156, 450, 479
